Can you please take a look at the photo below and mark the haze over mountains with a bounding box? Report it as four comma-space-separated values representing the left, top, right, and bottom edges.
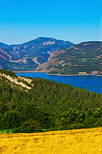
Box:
0, 37, 102, 75
0, 37, 73, 71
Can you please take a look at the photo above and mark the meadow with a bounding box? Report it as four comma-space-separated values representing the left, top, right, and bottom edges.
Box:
0, 127, 102, 154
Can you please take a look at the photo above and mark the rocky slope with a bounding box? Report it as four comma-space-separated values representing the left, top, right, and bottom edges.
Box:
0, 48, 12, 69
0, 37, 74, 71
0, 69, 32, 89
36, 41, 102, 75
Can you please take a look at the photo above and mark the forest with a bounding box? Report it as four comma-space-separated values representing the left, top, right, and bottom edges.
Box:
0, 69, 102, 133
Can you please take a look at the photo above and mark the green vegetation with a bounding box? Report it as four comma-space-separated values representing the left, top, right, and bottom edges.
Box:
0, 70, 102, 133
0, 69, 16, 77
0, 129, 13, 134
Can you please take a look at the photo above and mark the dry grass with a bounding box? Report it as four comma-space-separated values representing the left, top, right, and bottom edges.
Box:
0, 127, 102, 154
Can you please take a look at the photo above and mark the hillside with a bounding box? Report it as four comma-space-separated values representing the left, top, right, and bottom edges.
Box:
0, 69, 102, 133
36, 41, 102, 75
0, 48, 12, 69
0, 37, 74, 71
0, 69, 32, 90
0, 127, 102, 154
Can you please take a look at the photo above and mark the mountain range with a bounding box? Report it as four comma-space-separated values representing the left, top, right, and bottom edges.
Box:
0, 37, 102, 75
36, 41, 102, 75
0, 37, 73, 71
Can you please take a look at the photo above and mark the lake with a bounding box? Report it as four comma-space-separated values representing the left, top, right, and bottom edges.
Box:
16, 72, 102, 93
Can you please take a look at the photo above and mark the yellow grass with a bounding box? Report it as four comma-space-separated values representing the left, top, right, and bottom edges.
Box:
0, 127, 102, 154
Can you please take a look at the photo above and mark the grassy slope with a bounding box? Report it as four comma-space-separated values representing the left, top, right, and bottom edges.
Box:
0, 127, 102, 154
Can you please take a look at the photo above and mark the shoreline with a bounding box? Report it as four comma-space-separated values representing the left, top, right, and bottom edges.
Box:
47, 73, 102, 77
47, 73, 92, 76
15, 71, 102, 76
47, 73, 102, 76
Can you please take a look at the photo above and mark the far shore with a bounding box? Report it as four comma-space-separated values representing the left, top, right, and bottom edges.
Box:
47, 73, 102, 76
14, 71, 102, 76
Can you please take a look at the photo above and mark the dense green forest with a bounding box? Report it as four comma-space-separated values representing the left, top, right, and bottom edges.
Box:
0, 69, 102, 133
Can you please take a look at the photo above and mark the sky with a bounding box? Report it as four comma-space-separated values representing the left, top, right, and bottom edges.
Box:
0, 0, 101, 44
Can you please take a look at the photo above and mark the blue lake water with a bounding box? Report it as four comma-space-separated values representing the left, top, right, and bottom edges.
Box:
16, 72, 102, 94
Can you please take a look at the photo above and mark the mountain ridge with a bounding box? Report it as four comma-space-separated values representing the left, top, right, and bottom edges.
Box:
35, 41, 102, 75
0, 37, 74, 71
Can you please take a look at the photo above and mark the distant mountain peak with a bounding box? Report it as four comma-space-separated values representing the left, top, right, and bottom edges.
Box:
0, 37, 74, 71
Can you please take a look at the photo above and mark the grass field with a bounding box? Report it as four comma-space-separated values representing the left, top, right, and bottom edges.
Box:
0, 127, 102, 154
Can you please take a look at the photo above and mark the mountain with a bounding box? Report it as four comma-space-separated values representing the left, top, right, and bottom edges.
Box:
35, 41, 102, 75
0, 37, 74, 71
0, 42, 9, 48
0, 47, 12, 69
0, 69, 102, 133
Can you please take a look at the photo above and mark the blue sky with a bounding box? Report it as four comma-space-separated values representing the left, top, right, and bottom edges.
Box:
0, 0, 101, 44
